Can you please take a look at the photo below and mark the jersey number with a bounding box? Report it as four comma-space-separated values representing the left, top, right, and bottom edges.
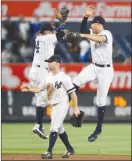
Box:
35, 41, 40, 53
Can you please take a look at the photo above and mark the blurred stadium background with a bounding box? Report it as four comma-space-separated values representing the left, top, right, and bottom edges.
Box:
1, 0, 131, 157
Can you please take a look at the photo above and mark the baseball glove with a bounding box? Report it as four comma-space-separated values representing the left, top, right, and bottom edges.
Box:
65, 32, 81, 42
53, 6, 69, 22
70, 110, 85, 128
60, 6, 69, 22
65, 32, 82, 48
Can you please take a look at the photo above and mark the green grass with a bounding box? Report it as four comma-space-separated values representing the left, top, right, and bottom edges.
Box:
2, 123, 131, 156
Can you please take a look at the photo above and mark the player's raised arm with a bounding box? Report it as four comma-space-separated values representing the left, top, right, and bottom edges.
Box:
80, 14, 110, 43
53, 6, 69, 33
80, 5, 95, 34
52, 7, 69, 41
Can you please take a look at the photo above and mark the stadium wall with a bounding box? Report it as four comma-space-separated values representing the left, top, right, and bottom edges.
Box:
2, 63, 131, 122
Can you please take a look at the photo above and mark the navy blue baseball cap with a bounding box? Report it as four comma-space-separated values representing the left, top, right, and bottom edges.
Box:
91, 16, 105, 25
45, 55, 61, 63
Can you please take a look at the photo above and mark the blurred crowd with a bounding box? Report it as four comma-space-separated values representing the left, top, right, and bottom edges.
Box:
1, 15, 131, 64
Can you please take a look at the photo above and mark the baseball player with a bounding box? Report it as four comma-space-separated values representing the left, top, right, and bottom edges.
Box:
73, 6, 114, 142
21, 55, 80, 159
22, 21, 69, 139
20, 6, 69, 140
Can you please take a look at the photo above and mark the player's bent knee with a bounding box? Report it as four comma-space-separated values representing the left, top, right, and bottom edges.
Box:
97, 103, 106, 107
50, 129, 59, 133
50, 126, 60, 133
97, 98, 106, 107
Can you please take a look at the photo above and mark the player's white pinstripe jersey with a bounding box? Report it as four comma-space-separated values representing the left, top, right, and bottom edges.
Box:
90, 30, 113, 65
32, 34, 57, 66
45, 72, 75, 105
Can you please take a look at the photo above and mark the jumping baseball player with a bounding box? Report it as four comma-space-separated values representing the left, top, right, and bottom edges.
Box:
21, 55, 80, 159
20, 21, 69, 139
20, 6, 70, 140
28, 23, 56, 139
73, 6, 114, 142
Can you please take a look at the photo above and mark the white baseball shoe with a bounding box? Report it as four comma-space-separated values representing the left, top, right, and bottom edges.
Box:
32, 124, 48, 139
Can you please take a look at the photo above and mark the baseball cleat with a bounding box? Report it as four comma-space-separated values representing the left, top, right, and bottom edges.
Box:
41, 151, 53, 159
88, 129, 102, 142
32, 126, 48, 139
62, 148, 75, 158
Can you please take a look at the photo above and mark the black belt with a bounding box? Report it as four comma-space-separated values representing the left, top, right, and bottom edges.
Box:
36, 65, 40, 68
34, 64, 48, 70
93, 63, 110, 67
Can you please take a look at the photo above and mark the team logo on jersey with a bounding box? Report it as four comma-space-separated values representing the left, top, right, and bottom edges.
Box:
55, 81, 63, 89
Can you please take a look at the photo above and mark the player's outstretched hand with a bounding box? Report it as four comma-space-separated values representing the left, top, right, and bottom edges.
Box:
21, 88, 29, 92
53, 6, 69, 22
85, 5, 95, 17
20, 83, 27, 90
20, 83, 29, 92
60, 6, 69, 21
53, 8, 62, 20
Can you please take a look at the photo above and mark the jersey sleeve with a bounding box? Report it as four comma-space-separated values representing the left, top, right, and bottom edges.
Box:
56, 23, 67, 32
63, 76, 76, 94
47, 34, 57, 44
100, 30, 113, 43
80, 17, 91, 34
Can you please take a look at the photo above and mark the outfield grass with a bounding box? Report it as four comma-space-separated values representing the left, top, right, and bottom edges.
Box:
2, 123, 131, 156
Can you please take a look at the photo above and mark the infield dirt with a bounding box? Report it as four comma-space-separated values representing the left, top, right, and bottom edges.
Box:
2, 154, 131, 160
